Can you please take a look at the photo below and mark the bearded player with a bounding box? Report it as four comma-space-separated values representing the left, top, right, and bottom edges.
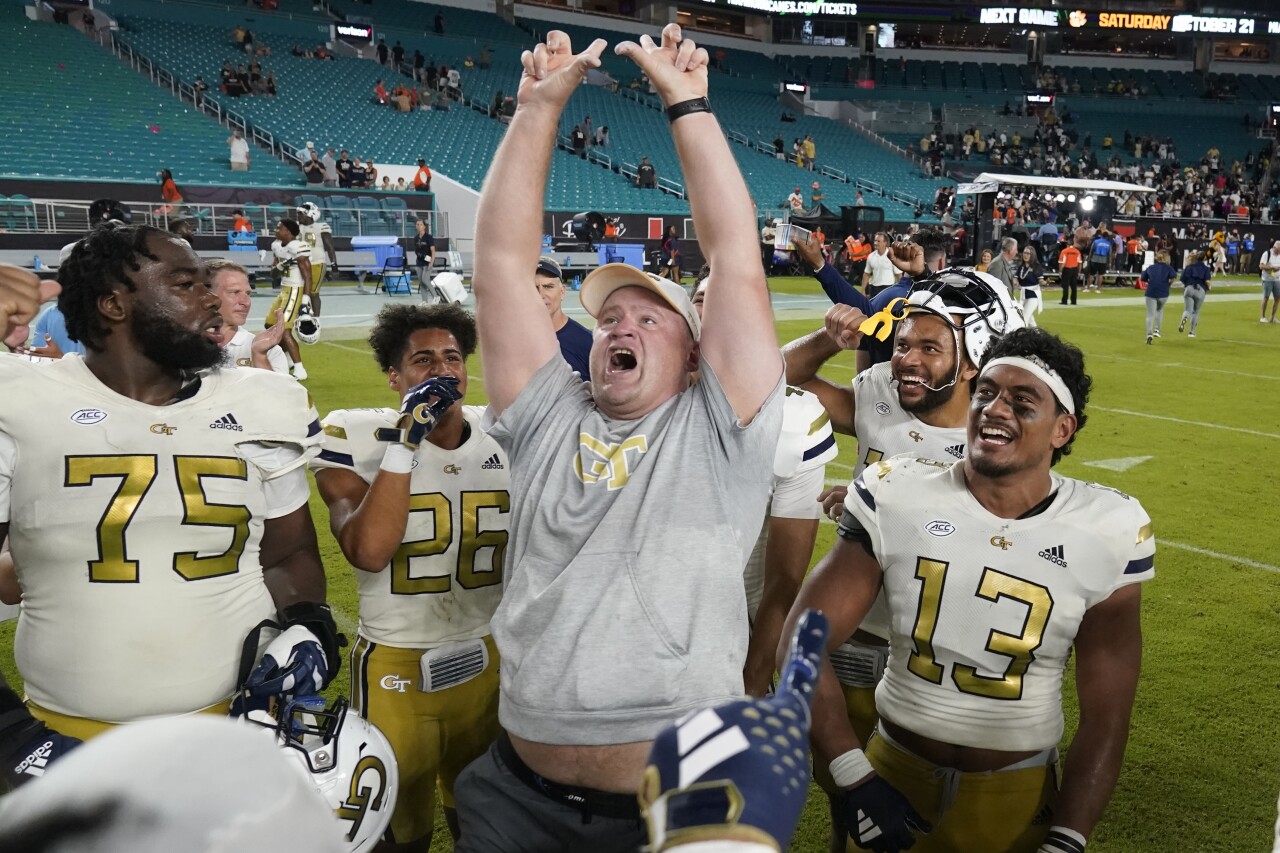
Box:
312, 303, 508, 853
785, 326, 1153, 853
783, 268, 1023, 852
0, 224, 339, 743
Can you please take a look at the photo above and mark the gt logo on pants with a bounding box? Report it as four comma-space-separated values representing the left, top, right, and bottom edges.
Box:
380, 674, 412, 692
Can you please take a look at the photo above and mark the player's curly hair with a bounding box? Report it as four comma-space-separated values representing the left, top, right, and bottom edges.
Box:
58, 223, 166, 351
369, 302, 477, 373
979, 327, 1091, 466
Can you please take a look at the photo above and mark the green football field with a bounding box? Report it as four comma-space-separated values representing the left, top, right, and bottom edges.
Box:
3, 276, 1278, 851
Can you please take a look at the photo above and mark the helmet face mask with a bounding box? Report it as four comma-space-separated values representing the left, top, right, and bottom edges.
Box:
905, 267, 1025, 368
298, 202, 322, 223
241, 694, 399, 853
296, 302, 321, 344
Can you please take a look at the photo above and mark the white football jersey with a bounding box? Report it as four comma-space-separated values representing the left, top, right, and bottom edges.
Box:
0, 356, 321, 722
299, 220, 331, 265
223, 327, 289, 374
848, 361, 967, 640
272, 238, 309, 288
843, 455, 1155, 751
852, 361, 966, 477
311, 406, 509, 648
744, 387, 836, 617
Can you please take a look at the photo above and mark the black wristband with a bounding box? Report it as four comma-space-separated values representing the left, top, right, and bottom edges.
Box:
278, 601, 347, 684
666, 96, 711, 124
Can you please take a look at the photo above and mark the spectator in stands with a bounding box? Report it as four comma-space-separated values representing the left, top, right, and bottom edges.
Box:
434, 11, 444, 34
265, 72, 276, 96
855, 190, 864, 207
231, 209, 252, 232
774, 133, 785, 158
157, 169, 183, 215
303, 150, 324, 184
193, 75, 208, 106
231, 24, 246, 48
976, 248, 992, 272
803, 135, 816, 171
413, 49, 426, 81
241, 29, 254, 54
786, 187, 803, 210
392, 41, 405, 68
336, 150, 353, 188
366, 161, 379, 186
375, 39, 388, 66
392, 85, 411, 111
227, 130, 250, 171
349, 158, 370, 189
595, 125, 609, 147
447, 66, 462, 100
414, 159, 432, 192
168, 218, 196, 245
374, 79, 389, 105
810, 181, 824, 208
636, 156, 656, 189
321, 148, 338, 187
396, 177, 408, 190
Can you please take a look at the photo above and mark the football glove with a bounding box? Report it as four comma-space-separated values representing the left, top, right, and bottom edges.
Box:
375, 376, 463, 450
0, 712, 80, 792
240, 624, 328, 702
838, 772, 931, 852
639, 610, 829, 852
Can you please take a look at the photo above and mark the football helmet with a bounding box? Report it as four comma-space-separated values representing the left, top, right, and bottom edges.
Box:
904, 267, 1025, 367
243, 695, 398, 853
296, 297, 321, 344
298, 202, 322, 223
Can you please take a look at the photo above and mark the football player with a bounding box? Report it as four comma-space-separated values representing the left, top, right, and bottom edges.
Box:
691, 273, 836, 697
265, 218, 311, 380
312, 303, 507, 853
298, 203, 337, 317
207, 258, 288, 373
785, 327, 1154, 853
0, 224, 338, 742
784, 269, 1023, 852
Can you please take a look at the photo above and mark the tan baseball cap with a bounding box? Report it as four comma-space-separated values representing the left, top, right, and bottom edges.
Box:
580, 263, 700, 340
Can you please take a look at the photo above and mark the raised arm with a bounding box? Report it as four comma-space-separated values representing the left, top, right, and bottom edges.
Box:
618, 25, 781, 421
781, 304, 867, 435
473, 34, 605, 415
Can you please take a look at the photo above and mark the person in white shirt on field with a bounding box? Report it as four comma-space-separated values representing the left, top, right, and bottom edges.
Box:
863, 232, 898, 298
207, 259, 289, 374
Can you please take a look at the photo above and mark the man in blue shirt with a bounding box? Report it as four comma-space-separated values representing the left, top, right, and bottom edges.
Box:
1086, 228, 1113, 293
536, 257, 591, 378
26, 303, 86, 358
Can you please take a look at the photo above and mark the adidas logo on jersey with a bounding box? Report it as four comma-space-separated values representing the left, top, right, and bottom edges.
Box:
209, 413, 244, 432
481, 454, 504, 470
944, 444, 965, 458
1039, 544, 1068, 567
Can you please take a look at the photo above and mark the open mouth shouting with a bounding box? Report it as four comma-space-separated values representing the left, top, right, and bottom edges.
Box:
607, 346, 637, 374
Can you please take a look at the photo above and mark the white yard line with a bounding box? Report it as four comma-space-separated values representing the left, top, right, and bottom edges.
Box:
1089, 353, 1280, 383
1093, 406, 1280, 440
1160, 540, 1280, 574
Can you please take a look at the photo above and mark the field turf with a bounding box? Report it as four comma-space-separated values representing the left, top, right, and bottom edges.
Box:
3, 275, 1277, 851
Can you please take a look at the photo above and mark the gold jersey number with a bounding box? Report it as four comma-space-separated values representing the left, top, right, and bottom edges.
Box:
907, 557, 1054, 700
390, 490, 509, 594
65, 454, 252, 583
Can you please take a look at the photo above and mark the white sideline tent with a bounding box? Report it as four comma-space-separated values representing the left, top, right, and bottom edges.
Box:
955, 173, 1156, 195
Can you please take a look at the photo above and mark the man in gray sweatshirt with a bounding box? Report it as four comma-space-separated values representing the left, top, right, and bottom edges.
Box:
454, 25, 785, 852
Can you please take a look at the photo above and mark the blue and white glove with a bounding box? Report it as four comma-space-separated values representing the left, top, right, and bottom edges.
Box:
378, 376, 463, 451
1038, 827, 1087, 853
240, 625, 329, 702
1, 717, 80, 792
832, 744, 931, 853
639, 610, 829, 852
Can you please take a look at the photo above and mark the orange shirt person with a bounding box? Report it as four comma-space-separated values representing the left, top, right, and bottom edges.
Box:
413, 159, 432, 192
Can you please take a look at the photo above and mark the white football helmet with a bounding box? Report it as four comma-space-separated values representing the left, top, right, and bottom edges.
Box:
245, 696, 399, 853
298, 202, 322, 223
296, 299, 321, 344
904, 267, 1025, 367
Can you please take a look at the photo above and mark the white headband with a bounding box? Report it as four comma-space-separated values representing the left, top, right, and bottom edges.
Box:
981, 356, 1076, 414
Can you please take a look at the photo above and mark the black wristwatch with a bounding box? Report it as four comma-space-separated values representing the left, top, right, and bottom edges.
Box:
666, 96, 712, 124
